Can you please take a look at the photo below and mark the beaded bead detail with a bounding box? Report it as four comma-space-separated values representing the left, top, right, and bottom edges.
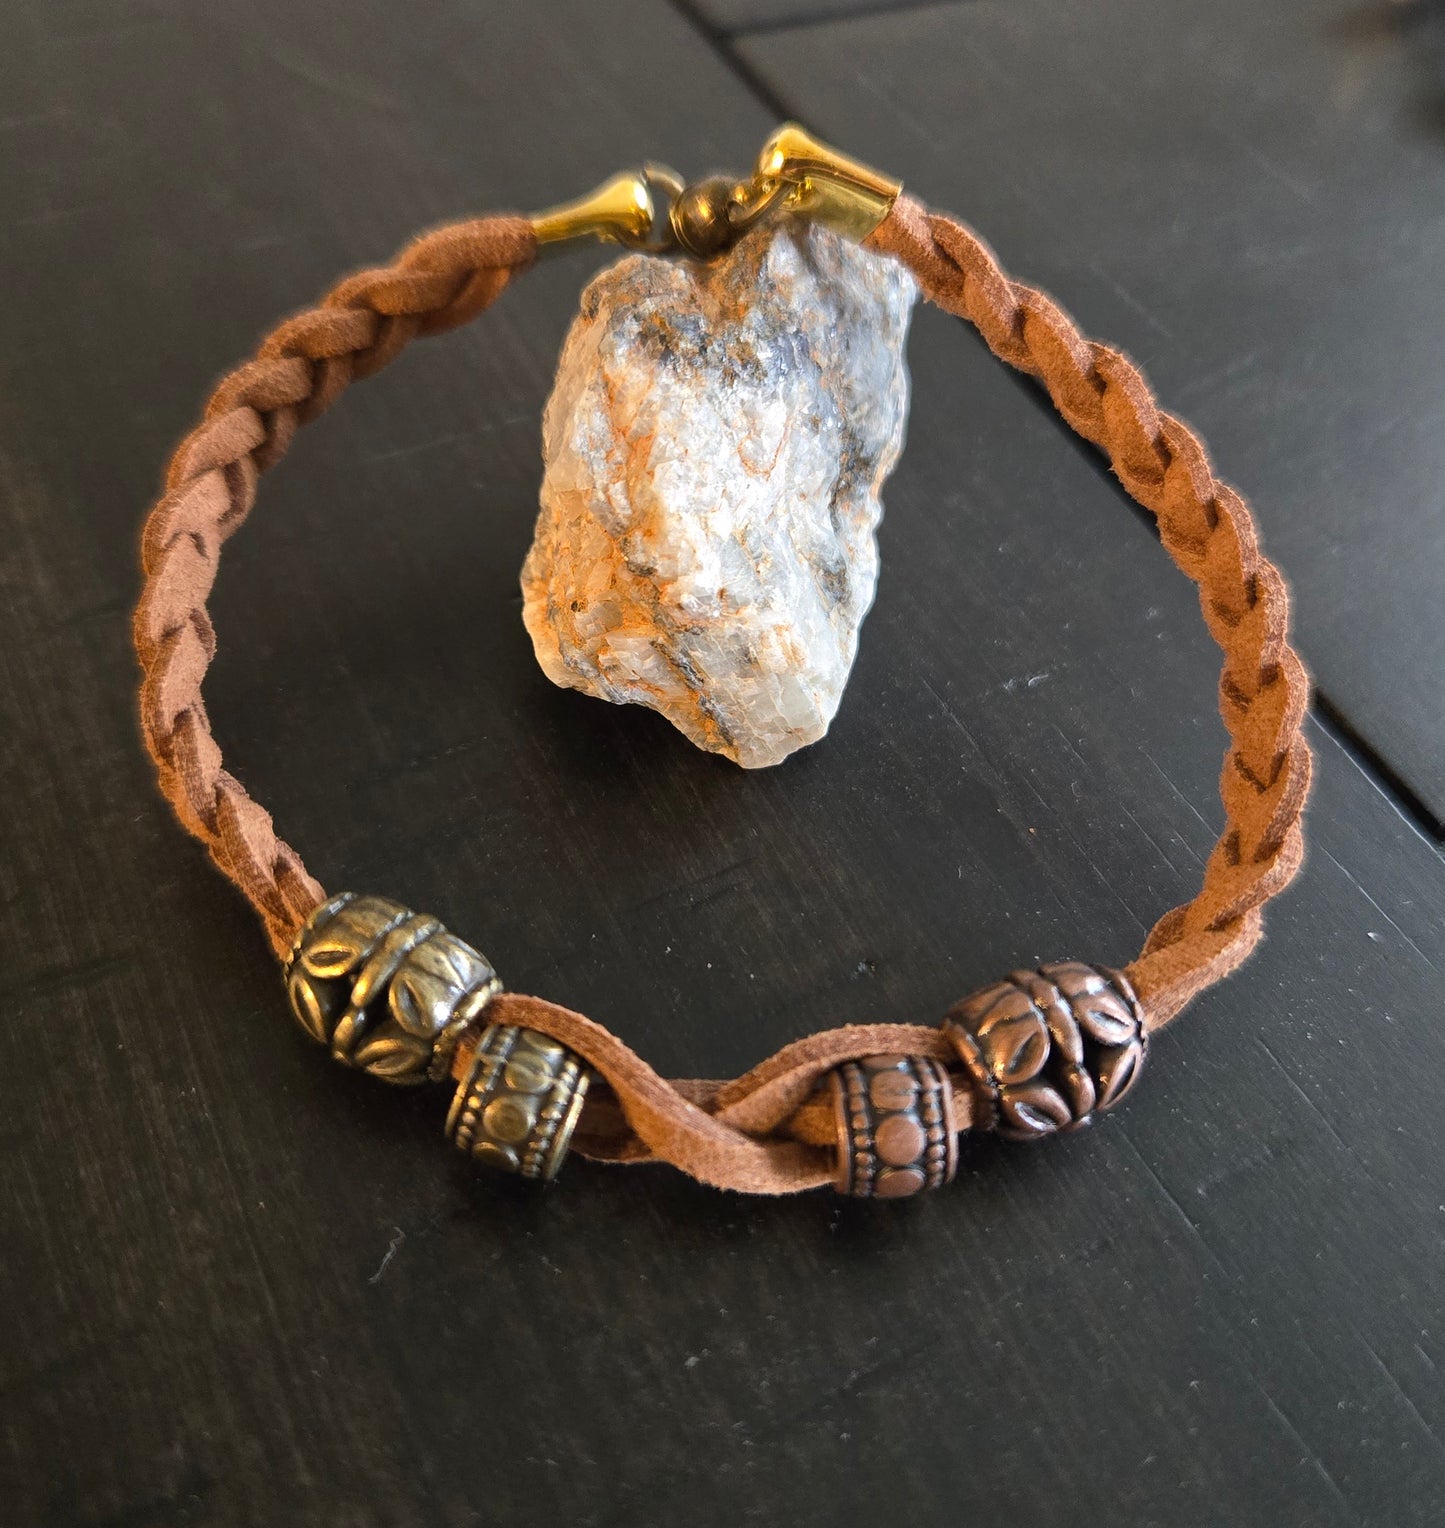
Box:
829, 1054, 957, 1199
446, 1024, 590, 1181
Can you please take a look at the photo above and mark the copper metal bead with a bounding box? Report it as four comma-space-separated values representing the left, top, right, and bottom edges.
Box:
943, 961, 1147, 1140
284, 893, 502, 1085
830, 1055, 958, 1199
446, 1025, 590, 1181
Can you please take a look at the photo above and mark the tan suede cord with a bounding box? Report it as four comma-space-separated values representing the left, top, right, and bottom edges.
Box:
134, 215, 537, 960
867, 197, 1311, 1027
133, 194, 1310, 1195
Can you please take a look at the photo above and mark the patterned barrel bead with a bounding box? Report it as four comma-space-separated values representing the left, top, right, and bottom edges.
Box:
446, 1025, 590, 1181
284, 893, 502, 1085
830, 1054, 958, 1199
943, 962, 1147, 1140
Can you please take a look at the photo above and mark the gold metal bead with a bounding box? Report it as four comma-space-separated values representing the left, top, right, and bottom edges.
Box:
283, 893, 502, 1085
446, 1025, 590, 1181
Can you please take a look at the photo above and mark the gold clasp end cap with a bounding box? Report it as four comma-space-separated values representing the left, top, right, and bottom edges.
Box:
531, 165, 684, 253
756, 123, 902, 246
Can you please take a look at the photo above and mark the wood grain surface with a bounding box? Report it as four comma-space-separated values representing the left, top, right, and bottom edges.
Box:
689, 0, 936, 35
2, 2, 1443, 1526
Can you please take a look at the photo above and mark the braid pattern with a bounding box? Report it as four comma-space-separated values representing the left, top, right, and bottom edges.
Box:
866, 198, 1310, 1024
133, 216, 535, 958
130, 195, 1310, 1192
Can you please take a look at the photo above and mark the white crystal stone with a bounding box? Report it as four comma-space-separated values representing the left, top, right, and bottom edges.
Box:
521, 220, 916, 767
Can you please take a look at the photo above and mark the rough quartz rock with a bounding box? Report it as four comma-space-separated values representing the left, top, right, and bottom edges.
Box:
521, 220, 916, 767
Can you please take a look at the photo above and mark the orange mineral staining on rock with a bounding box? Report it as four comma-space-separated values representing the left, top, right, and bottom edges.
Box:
522, 221, 915, 767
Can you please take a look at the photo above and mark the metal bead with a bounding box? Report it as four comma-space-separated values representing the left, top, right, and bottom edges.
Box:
829, 1055, 957, 1199
446, 1025, 590, 1182
667, 175, 739, 260
284, 893, 502, 1085
943, 961, 1147, 1141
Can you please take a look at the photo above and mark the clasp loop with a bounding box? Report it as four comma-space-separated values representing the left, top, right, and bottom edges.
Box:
751, 124, 901, 247
530, 124, 900, 262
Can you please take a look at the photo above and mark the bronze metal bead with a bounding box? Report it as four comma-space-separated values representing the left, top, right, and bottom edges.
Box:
446, 1025, 590, 1181
667, 175, 739, 260
284, 893, 502, 1085
829, 1054, 957, 1199
943, 961, 1147, 1140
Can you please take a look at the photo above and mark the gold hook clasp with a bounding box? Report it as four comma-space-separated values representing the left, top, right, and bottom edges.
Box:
752, 124, 901, 246
529, 124, 900, 262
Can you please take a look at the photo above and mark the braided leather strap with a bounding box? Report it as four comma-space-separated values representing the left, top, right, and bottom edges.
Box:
132, 194, 1310, 1195
866, 197, 1310, 1027
133, 215, 536, 959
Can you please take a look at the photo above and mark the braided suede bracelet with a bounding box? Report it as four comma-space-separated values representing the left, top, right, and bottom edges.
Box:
133, 128, 1311, 1198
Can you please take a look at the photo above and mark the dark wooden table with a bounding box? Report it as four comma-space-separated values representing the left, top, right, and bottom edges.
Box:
4, 3, 1444, 1524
